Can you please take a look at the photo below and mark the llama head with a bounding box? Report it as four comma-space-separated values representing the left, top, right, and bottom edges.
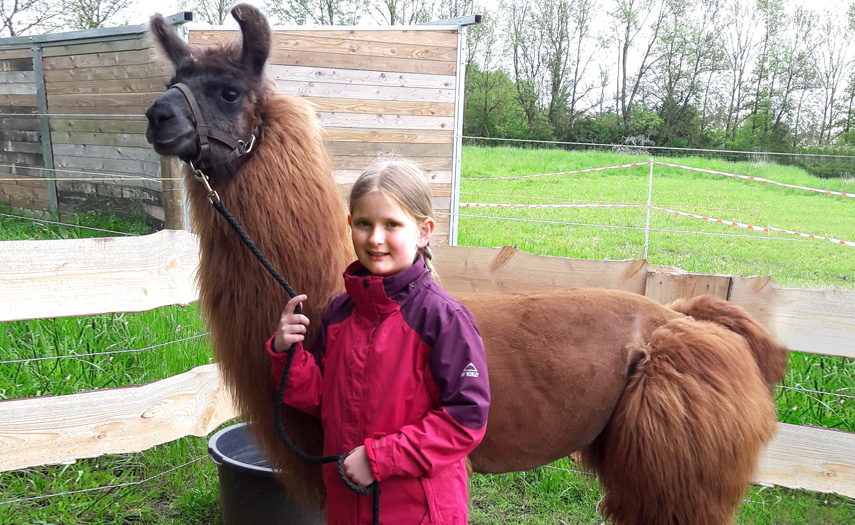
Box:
145, 3, 271, 179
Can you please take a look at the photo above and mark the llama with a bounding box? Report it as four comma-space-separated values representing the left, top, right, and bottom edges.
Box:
146, 5, 789, 523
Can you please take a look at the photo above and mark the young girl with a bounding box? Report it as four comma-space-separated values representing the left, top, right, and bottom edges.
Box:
267, 158, 490, 524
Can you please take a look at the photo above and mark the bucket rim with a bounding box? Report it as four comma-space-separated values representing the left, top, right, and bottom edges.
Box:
208, 422, 277, 478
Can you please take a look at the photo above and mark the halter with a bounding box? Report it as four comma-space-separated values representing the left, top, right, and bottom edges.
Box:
169, 82, 258, 170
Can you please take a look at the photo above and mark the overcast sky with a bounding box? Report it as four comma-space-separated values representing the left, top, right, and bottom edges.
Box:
126, 0, 851, 28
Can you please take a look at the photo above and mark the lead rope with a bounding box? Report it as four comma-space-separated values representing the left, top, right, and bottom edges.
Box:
192, 167, 380, 524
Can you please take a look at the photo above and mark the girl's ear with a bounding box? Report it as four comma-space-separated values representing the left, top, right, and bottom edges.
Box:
417, 217, 435, 248
347, 214, 353, 227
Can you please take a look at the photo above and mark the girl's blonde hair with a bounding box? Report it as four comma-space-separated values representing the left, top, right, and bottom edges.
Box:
349, 157, 439, 282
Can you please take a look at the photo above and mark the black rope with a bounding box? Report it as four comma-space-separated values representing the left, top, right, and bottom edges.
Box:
210, 199, 380, 523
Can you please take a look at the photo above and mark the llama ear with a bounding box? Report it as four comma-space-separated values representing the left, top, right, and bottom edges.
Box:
149, 14, 192, 67
231, 3, 271, 77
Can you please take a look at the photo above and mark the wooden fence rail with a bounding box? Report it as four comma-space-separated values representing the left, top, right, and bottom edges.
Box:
1, 230, 854, 499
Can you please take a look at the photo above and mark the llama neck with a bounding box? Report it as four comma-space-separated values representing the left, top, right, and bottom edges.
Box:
185, 93, 352, 345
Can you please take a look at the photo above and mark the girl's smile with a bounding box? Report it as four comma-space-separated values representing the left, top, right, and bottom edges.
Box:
349, 191, 434, 277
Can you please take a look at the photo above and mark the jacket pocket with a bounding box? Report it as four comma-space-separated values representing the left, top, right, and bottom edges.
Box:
419, 475, 439, 524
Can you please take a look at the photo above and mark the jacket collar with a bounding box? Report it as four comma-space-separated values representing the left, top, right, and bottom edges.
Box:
343, 256, 429, 318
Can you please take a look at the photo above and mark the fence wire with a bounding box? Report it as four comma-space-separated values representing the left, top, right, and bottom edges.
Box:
0, 457, 205, 506
0, 212, 139, 237
0, 333, 210, 365
448, 212, 813, 243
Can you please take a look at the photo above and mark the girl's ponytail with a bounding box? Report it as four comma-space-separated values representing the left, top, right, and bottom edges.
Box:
419, 244, 441, 285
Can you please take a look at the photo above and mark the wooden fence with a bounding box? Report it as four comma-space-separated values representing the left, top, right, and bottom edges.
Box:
1, 230, 854, 499
0, 15, 470, 243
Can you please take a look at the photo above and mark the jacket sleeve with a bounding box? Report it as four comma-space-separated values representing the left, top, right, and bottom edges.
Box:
364, 308, 490, 480
267, 327, 326, 419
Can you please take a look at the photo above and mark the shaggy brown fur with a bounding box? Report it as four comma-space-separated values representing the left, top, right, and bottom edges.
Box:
147, 5, 351, 504
146, 5, 789, 523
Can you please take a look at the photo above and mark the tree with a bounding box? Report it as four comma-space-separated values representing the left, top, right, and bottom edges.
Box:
63, 0, 132, 30
652, 0, 726, 146
503, 0, 542, 132
537, 0, 600, 136
365, 0, 436, 25
774, 8, 818, 131
181, 0, 232, 25
265, 0, 363, 25
748, 0, 785, 134
840, 4, 855, 143
435, 0, 476, 19
815, 8, 853, 144
608, 0, 669, 129
721, 0, 757, 140
1, 0, 67, 36
461, 9, 504, 138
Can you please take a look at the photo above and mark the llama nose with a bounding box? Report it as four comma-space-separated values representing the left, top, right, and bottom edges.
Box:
145, 100, 175, 129
145, 101, 178, 145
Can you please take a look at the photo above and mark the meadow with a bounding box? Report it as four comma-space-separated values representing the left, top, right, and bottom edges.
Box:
1, 145, 854, 523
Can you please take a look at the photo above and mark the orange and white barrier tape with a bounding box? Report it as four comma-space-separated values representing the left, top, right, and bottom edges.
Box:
458, 201, 855, 247
467, 162, 651, 181
651, 206, 855, 247
655, 162, 855, 198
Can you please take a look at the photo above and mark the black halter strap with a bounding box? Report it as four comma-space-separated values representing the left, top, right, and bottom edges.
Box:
169, 82, 258, 169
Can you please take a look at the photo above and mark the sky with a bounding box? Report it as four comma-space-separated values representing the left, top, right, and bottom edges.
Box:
97, 0, 855, 31
126, 1, 268, 28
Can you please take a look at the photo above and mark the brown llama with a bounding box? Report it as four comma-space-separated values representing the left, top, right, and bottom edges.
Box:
146, 5, 789, 524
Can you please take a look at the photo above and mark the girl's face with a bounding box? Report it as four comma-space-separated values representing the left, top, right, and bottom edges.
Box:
348, 191, 434, 277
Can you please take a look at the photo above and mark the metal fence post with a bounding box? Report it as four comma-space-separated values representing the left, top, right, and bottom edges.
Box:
644, 157, 653, 260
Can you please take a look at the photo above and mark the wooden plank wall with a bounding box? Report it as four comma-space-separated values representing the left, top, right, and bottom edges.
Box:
42, 37, 171, 223
1, 25, 463, 238
189, 28, 459, 244
0, 47, 48, 213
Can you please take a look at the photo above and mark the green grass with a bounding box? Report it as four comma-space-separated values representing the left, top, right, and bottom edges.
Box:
2, 146, 855, 523
459, 146, 855, 523
0, 206, 151, 240
459, 147, 855, 289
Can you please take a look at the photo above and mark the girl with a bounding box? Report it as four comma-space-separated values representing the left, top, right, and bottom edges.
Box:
267, 158, 490, 524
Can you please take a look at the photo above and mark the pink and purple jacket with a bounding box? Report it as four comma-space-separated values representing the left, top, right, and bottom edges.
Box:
267, 258, 490, 524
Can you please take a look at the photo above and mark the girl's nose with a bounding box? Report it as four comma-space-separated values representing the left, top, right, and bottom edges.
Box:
368, 227, 384, 245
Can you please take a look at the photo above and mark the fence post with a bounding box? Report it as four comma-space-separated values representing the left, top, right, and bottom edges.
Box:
160, 156, 185, 230
31, 44, 57, 214
644, 157, 653, 259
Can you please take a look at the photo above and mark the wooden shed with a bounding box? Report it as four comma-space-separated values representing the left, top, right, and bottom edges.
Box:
0, 12, 476, 243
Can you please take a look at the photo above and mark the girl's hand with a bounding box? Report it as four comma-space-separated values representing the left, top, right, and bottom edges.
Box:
343, 445, 375, 488
273, 294, 309, 353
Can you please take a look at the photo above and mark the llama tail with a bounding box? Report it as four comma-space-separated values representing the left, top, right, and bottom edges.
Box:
670, 295, 789, 384
579, 298, 788, 525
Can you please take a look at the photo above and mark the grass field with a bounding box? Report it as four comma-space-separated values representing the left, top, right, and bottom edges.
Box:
1, 145, 854, 523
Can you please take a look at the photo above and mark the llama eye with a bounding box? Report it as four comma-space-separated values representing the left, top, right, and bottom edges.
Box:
221, 88, 240, 103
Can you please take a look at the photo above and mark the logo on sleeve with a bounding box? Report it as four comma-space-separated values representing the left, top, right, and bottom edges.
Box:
461, 363, 479, 378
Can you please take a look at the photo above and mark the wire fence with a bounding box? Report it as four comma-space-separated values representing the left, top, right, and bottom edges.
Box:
0, 457, 206, 506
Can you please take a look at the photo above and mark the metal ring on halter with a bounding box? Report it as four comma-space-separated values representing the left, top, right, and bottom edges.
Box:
238, 134, 256, 154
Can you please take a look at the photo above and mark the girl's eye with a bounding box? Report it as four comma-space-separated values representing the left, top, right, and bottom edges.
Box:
221, 87, 240, 103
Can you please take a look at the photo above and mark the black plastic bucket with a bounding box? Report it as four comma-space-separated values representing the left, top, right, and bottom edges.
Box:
208, 422, 324, 524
